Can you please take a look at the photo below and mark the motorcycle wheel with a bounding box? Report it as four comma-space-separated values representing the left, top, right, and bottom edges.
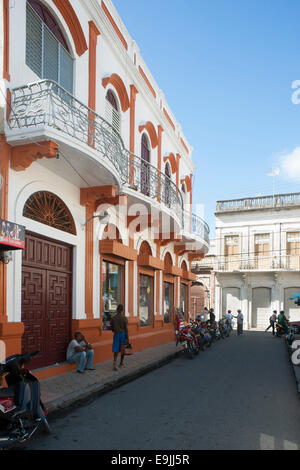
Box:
185, 342, 194, 359
38, 405, 51, 434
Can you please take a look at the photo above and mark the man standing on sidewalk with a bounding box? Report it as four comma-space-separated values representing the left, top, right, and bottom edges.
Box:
111, 304, 129, 371
233, 310, 244, 336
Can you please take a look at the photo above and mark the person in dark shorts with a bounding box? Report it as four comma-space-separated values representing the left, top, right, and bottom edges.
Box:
110, 304, 129, 371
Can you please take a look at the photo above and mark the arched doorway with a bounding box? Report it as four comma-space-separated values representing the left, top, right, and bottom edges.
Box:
21, 191, 75, 369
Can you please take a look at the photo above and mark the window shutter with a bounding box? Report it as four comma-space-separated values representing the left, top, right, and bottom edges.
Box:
26, 3, 42, 77
43, 27, 59, 83
60, 46, 73, 94
105, 100, 121, 133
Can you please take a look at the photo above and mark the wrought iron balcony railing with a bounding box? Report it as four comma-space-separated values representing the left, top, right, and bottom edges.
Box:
183, 210, 210, 245
8, 80, 209, 245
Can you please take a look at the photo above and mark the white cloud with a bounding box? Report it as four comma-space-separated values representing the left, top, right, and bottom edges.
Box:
280, 148, 300, 182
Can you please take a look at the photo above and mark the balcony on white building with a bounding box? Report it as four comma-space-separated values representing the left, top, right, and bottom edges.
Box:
6, 79, 210, 254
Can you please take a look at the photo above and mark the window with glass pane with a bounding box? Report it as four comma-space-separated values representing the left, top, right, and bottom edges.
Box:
254, 234, 270, 269
181, 283, 188, 319
102, 261, 122, 331
139, 274, 153, 327
225, 235, 239, 270
26, 2, 73, 94
164, 282, 173, 324
287, 232, 300, 269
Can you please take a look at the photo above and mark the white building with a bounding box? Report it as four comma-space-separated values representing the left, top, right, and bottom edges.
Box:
206, 193, 300, 329
0, 0, 209, 373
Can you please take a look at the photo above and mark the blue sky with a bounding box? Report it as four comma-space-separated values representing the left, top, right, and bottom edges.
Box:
113, 0, 300, 237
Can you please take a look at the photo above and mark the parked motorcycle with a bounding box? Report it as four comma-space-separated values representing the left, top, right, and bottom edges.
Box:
275, 321, 289, 338
191, 322, 211, 350
0, 350, 50, 449
207, 321, 221, 341
176, 324, 199, 358
218, 319, 229, 338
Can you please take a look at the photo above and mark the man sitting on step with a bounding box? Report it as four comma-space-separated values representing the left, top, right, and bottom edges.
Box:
66, 332, 95, 373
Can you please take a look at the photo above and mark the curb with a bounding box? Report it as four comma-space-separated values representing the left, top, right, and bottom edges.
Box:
46, 349, 182, 420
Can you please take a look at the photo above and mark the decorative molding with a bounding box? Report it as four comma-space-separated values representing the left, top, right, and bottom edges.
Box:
52, 0, 88, 56
102, 73, 130, 112
163, 153, 177, 174
138, 66, 156, 99
11, 141, 58, 171
163, 108, 175, 131
138, 121, 158, 149
101, 0, 128, 50
99, 240, 137, 261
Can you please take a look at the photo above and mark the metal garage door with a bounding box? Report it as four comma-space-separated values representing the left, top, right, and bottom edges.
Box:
222, 287, 241, 318
252, 287, 271, 329
284, 287, 300, 322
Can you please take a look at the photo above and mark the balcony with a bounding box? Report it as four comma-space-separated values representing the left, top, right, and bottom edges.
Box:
203, 255, 300, 272
216, 193, 300, 213
6, 80, 209, 251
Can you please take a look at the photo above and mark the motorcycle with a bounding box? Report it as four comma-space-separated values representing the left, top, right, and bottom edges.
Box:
0, 350, 50, 449
176, 324, 199, 358
207, 321, 221, 341
218, 319, 229, 338
275, 321, 289, 338
191, 322, 211, 351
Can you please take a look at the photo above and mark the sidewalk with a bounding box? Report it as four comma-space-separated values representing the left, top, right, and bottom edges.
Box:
41, 341, 181, 416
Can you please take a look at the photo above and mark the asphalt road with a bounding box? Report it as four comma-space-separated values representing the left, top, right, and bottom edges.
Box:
27, 331, 300, 450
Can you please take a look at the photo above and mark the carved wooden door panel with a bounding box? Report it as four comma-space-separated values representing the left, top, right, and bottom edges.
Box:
22, 266, 47, 369
46, 270, 71, 366
22, 233, 72, 369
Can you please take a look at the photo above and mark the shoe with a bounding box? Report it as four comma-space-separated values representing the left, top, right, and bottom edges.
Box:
119, 362, 125, 367
76, 370, 84, 374
85, 368, 96, 371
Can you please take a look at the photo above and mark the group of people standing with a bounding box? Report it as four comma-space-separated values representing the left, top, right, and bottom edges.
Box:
200, 307, 244, 335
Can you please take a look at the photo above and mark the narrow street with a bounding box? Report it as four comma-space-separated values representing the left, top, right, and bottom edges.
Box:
28, 331, 300, 450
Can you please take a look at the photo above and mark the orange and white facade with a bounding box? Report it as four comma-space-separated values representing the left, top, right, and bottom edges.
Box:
0, 0, 209, 376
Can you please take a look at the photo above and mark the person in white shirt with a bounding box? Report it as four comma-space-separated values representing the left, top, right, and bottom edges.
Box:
66, 332, 95, 373
225, 310, 234, 330
233, 310, 244, 335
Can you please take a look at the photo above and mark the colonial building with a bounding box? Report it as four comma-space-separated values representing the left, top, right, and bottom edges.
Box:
0, 0, 209, 375
212, 193, 300, 329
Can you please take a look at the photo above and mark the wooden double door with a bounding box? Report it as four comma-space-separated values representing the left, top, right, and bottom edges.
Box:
21, 233, 73, 369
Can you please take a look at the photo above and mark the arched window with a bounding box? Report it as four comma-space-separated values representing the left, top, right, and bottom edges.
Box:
26, 0, 73, 93
23, 191, 76, 235
105, 90, 121, 133
141, 134, 150, 196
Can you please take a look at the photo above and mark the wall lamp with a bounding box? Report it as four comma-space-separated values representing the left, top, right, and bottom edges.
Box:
81, 211, 110, 229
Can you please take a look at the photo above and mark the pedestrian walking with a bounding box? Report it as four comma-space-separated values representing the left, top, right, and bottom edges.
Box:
110, 304, 129, 371
265, 310, 277, 335
233, 310, 244, 335
66, 332, 95, 373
